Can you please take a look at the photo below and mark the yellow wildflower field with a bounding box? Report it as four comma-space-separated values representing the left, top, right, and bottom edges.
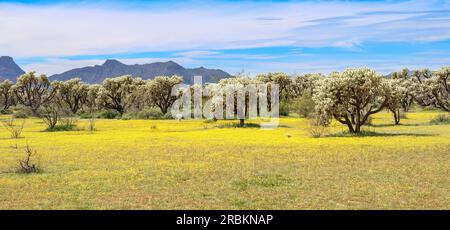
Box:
0, 111, 449, 209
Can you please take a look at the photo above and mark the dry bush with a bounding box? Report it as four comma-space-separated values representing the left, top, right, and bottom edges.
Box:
40, 105, 59, 129
60, 116, 78, 127
17, 144, 41, 174
58, 106, 79, 130
399, 113, 408, 119
1, 117, 25, 138
307, 117, 329, 138
88, 117, 96, 132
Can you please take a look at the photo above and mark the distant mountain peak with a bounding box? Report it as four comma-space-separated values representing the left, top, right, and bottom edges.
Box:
156, 60, 182, 68
0, 56, 25, 82
103, 59, 124, 66
50, 59, 231, 84
0, 56, 14, 61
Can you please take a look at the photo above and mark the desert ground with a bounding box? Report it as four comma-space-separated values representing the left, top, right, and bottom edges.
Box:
0, 111, 448, 210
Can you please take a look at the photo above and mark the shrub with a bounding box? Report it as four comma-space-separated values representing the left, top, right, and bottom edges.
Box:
120, 113, 133, 120
17, 144, 41, 174
399, 113, 408, 119
162, 112, 173, 120
294, 92, 315, 118
327, 130, 379, 137
78, 111, 92, 119
307, 117, 328, 138
136, 107, 164, 120
87, 117, 96, 132
0, 109, 13, 114
279, 101, 291, 116
60, 117, 78, 127
13, 106, 33, 118
99, 110, 120, 119
1, 117, 25, 138
217, 122, 260, 128
430, 114, 450, 125
13, 110, 28, 119
40, 105, 60, 129
45, 124, 76, 132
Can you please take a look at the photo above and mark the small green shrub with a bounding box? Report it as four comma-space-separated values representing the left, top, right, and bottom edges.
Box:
0, 109, 13, 114
327, 130, 379, 137
78, 112, 93, 119
217, 122, 260, 128
13, 106, 33, 118
13, 109, 31, 119
162, 112, 173, 120
13, 112, 28, 119
422, 106, 439, 111
294, 93, 315, 118
136, 107, 164, 120
279, 101, 291, 116
120, 113, 133, 120
99, 110, 120, 119
45, 124, 76, 132
430, 114, 450, 125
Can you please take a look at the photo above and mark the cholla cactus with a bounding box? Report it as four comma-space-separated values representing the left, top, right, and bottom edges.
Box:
0, 80, 14, 111
86, 84, 101, 114
204, 83, 224, 119
12, 72, 58, 115
291, 73, 323, 98
256, 72, 292, 100
56, 78, 89, 114
96, 75, 144, 115
204, 76, 270, 125
145, 75, 183, 114
413, 67, 449, 112
313, 68, 389, 133
385, 79, 408, 125
391, 68, 414, 112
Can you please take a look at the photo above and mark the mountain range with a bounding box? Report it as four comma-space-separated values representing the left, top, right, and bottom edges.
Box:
0, 56, 231, 84
0, 56, 25, 82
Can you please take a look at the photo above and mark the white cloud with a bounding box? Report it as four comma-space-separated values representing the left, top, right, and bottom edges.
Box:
172, 50, 220, 58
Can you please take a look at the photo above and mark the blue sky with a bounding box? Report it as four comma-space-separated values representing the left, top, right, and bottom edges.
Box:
1, 0, 450, 75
